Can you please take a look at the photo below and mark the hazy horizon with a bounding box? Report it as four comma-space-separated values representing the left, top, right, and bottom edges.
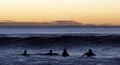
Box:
0, 0, 120, 26
0, 20, 119, 26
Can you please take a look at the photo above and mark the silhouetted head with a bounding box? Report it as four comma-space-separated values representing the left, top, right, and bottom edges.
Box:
88, 49, 93, 53
24, 50, 27, 53
49, 50, 53, 53
63, 49, 67, 52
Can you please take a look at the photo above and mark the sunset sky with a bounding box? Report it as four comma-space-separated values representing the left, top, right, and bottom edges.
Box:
0, 0, 120, 26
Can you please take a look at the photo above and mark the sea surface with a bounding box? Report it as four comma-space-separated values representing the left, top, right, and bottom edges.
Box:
0, 26, 119, 65
0, 26, 120, 37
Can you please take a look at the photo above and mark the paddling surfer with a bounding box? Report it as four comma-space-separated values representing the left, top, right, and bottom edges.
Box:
82, 49, 96, 57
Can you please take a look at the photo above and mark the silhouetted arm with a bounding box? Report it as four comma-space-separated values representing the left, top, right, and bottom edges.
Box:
82, 53, 87, 57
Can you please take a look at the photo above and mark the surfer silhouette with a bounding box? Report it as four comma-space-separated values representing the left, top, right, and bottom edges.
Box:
45, 50, 59, 55
47, 50, 53, 55
62, 49, 70, 57
82, 49, 96, 57
22, 50, 29, 56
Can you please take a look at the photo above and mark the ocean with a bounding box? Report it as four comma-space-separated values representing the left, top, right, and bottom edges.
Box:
0, 26, 119, 65
0, 26, 120, 37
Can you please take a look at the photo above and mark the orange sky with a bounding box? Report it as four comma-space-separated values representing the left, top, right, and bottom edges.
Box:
0, 0, 120, 25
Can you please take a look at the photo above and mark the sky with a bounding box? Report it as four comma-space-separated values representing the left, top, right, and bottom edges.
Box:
0, 0, 120, 26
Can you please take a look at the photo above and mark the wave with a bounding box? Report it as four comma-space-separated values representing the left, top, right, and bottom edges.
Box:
0, 33, 120, 38
0, 35, 120, 46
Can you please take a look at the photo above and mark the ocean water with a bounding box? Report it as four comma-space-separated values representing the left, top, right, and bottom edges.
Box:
0, 26, 120, 37
0, 26, 119, 65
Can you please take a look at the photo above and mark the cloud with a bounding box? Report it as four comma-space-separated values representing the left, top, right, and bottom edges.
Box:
0, 20, 16, 22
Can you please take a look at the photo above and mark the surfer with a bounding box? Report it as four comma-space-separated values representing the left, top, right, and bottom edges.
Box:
22, 50, 29, 56
82, 49, 96, 57
62, 49, 70, 57
38, 50, 59, 56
